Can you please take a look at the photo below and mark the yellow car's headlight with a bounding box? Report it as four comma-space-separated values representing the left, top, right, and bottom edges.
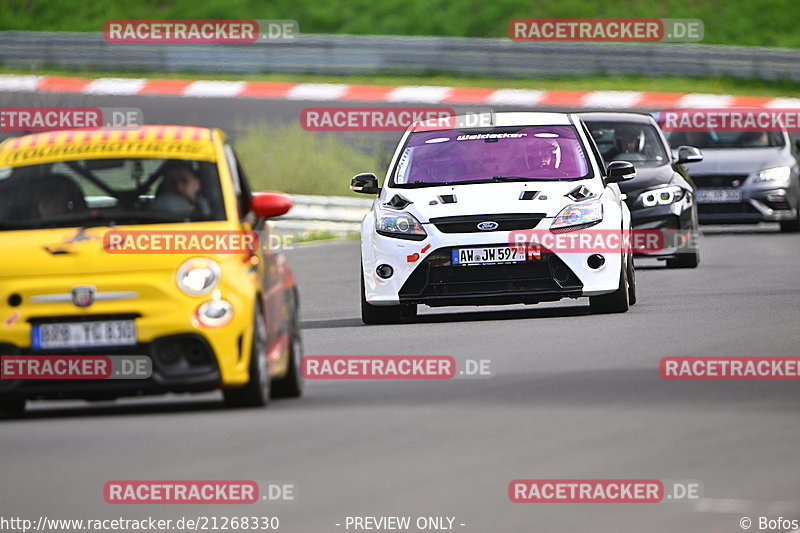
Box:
176, 258, 220, 296
195, 299, 234, 328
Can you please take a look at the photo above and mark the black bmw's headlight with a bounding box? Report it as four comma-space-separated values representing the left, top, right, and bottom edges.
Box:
638, 186, 685, 207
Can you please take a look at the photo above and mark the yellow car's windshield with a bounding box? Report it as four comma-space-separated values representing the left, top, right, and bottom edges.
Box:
0, 158, 227, 230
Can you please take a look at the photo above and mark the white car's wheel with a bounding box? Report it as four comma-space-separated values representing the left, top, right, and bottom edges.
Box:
589, 258, 630, 314
360, 266, 415, 324
627, 253, 637, 305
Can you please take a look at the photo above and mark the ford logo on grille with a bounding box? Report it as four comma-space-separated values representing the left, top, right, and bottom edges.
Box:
477, 221, 499, 231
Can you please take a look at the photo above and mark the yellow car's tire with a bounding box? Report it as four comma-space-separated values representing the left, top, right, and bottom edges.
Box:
271, 333, 303, 399
223, 304, 270, 408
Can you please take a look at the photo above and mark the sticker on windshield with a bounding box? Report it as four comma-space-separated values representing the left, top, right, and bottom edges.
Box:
456, 133, 528, 141
424, 137, 451, 144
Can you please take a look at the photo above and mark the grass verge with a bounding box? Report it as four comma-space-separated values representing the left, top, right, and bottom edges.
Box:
2, 0, 800, 48
234, 122, 384, 196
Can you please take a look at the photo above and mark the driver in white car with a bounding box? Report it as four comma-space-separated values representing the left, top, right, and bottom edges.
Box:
524, 138, 562, 172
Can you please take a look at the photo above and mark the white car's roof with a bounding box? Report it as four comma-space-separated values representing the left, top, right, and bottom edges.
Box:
412, 111, 575, 131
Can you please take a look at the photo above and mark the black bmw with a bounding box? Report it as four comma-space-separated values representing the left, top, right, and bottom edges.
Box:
580, 112, 702, 268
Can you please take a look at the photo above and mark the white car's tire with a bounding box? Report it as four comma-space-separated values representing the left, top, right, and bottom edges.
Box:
360, 266, 416, 324
589, 259, 630, 314
626, 253, 637, 306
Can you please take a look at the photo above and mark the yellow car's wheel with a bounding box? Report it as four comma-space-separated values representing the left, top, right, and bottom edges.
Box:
223, 303, 270, 408
272, 332, 303, 398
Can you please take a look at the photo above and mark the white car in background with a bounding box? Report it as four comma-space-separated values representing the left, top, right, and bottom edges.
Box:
351, 112, 637, 324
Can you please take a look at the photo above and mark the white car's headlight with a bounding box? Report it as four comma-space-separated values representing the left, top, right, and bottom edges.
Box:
640, 185, 685, 207
550, 200, 604, 233
376, 209, 427, 241
176, 258, 220, 296
753, 166, 791, 187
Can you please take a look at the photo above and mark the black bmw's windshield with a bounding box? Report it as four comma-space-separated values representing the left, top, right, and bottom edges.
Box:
586, 122, 670, 167
0, 158, 226, 231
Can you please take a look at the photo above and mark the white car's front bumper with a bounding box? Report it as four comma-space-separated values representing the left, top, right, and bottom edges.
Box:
361, 216, 624, 307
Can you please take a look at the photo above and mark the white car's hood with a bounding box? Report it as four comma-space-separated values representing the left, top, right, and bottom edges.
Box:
383, 181, 603, 222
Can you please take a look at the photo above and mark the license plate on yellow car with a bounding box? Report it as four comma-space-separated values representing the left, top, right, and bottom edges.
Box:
32, 320, 137, 349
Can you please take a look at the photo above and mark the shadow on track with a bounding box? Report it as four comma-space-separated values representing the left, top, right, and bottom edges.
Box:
0, 398, 224, 422
301, 304, 591, 330
0, 394, 302, 422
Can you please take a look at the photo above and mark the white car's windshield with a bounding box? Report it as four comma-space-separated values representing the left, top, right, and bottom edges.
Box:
392, 126, 592, 187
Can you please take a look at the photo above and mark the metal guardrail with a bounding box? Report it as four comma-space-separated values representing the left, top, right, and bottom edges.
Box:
273, 194, 372, 235
1, 31, 799, 81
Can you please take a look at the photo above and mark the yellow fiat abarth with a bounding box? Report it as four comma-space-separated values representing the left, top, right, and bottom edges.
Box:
0, 125, 303, 414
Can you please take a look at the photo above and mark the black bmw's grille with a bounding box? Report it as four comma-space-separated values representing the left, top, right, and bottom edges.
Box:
429, 213, 546, 233
692, 174, 748, 188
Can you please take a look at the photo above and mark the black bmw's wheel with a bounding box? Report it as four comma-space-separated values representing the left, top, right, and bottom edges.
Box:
667, 249, 700, 268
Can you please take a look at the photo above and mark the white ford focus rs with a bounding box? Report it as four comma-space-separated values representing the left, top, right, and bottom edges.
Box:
351, 112, 638, 324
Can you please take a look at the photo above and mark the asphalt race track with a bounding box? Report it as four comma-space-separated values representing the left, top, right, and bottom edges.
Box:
1, 91, 800, 533
1, 228, 799, 532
